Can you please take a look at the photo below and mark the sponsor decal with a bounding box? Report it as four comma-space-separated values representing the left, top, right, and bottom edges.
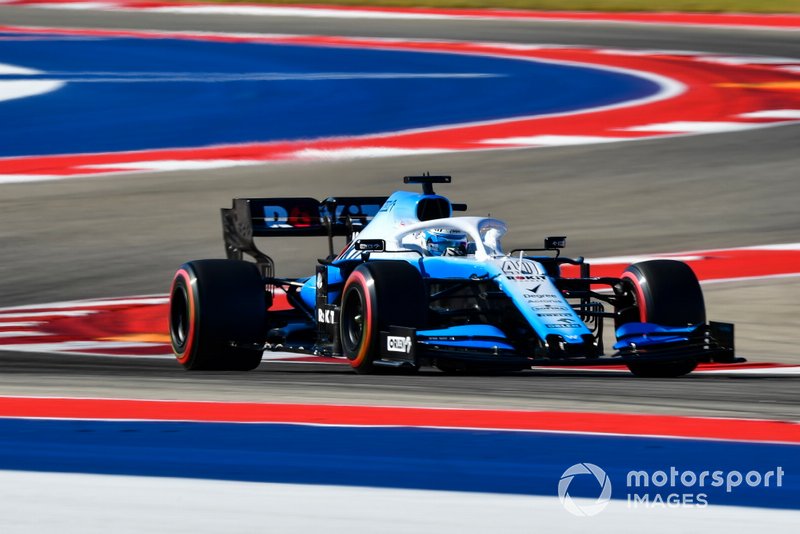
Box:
506, 274, 548, 281
317, 308, 337, 325
545, 317, 583, 327
539, 304, 571, 311
387, 335, 413, 354
523, 294, 561, 300
502, 260, 540, 275
260, 205, 315, 229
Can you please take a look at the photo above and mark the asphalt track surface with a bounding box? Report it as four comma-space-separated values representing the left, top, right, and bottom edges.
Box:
0, 6, 798, 420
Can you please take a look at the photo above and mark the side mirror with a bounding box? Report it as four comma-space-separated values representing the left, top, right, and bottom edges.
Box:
544, 236, 566, 250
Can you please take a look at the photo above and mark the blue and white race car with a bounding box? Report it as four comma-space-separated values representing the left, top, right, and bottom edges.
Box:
169, 175, 740, 377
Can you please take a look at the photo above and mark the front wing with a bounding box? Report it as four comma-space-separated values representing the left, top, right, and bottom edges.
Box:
373, 322, 740, 369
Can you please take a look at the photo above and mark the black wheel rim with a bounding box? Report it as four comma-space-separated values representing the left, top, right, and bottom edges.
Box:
170, 284, 190, 350
615, 277, 641, 329
342, 287, 365, 354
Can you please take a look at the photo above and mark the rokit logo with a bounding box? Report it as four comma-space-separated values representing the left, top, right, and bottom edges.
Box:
387, 336, 412, 353
317, 308, 336, 324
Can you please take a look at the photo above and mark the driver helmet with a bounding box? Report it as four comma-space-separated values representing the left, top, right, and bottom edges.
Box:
424, 228, 468, 256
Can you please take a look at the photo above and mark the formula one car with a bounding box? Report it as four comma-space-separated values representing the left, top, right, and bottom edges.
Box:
169, 175, 740, 377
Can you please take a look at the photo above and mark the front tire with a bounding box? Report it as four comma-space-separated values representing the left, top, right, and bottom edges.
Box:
339, 261, 427, 373
170, 259, 267, 371
618, 260, 705, 378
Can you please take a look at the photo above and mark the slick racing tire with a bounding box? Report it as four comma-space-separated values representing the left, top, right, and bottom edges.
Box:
618, 260, 705, 378
339, 261, 427, 374
170, 259, 267, 371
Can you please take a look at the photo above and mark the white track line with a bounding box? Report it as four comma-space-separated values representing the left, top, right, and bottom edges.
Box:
695, 56, 800, 65
0, 297, 169, 312
623, 121, 765, 133
0, 331, 49, 338
81, 159, 266, 171
0, 310, 96, 318
292, 147, 453, 160
480, 135, 628, 146
739, 110, 800, 119
13, 2, 800, 31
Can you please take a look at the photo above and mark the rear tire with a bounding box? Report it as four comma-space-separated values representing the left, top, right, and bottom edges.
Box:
339, 261, 427, 373
618, 260, 705, 378
170, 259, 267, 371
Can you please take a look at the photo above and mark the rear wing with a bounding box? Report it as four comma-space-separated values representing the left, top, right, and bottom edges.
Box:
221, 196, 387, 276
